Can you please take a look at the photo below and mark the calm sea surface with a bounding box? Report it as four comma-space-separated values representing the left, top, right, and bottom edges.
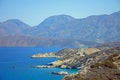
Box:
0, 47, 78, 80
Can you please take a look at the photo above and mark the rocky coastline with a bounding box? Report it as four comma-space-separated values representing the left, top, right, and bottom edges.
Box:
32, 43, 120, 80
32, 48, 100, 69
31, 52, 57, 58
33, 65, 54, 68
51, 71, 68, 75
63, 47, 120, 80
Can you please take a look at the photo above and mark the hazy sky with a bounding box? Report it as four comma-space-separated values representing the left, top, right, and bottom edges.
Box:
0, 0, 120, 26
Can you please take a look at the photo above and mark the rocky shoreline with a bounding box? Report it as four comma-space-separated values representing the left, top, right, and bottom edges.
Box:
51, 71, 68, 75
33, 65, 54, 68
31, 52, 58, 58
32, 48, 100, 69
32, 43, 120, 80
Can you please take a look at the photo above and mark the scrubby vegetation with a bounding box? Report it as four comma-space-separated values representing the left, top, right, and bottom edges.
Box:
90, 54, 119, 69
63, 50, 120, 80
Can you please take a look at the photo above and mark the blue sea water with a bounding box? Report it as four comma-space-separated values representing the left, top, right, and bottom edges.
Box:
0, 47, 78, 80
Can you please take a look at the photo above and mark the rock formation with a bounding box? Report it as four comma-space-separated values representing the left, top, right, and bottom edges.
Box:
63, 47, 120, 80
32, 48, 100, 68
31, 52, 57, 58
51, 71, 68, 75
50, 48, 100, 69
32, 43, 120, 80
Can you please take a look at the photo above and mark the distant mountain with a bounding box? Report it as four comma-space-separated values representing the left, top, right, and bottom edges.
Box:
0, 35, 99, 47
38, 14, 75, 27
29, 14, 76, 37
0, 19, 31, 36
32, 11, 120, 42
0, 11, 120, 47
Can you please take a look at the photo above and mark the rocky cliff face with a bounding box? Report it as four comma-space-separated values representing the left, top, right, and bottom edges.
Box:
63, 47, 120, 80
33, 48, 100, 69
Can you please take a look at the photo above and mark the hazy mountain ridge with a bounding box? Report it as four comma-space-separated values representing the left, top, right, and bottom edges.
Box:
29, 14, 76, 37
0, 19, 30, 36
0, 11, 120, 47
31, 11, 120, 42
0, 35, 98, 47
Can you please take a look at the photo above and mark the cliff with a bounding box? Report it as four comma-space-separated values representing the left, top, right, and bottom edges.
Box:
32, 48, 100, 68
63, 47, 120, 80
51, 48, 100, 68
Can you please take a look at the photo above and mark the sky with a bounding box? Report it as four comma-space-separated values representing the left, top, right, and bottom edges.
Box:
0, 0, 120, 26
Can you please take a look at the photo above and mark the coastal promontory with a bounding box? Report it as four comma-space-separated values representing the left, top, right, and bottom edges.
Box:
32, 43, 120, 80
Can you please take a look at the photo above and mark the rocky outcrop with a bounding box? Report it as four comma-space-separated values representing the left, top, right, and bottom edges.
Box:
33, 65, 54, 68
51, 71, 68, 75
32, 48, 100, 69
63, 47, 120, 80
55, 48, 100, 58
31, 52, 57, 58
50, 48, 100, 69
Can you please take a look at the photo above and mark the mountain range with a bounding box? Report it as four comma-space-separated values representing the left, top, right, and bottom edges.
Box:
0, 11, 120, 47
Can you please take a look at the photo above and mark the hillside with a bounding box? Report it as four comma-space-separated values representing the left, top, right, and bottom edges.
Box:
63, 47, 120, 80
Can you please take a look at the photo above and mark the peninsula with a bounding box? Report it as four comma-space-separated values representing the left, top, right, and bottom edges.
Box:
32, 42, 120, 80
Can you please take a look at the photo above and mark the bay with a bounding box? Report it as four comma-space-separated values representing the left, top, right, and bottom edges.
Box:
0, 47, 78, 80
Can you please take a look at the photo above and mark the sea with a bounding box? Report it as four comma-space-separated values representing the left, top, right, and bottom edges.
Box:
0, 47, 78, 80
